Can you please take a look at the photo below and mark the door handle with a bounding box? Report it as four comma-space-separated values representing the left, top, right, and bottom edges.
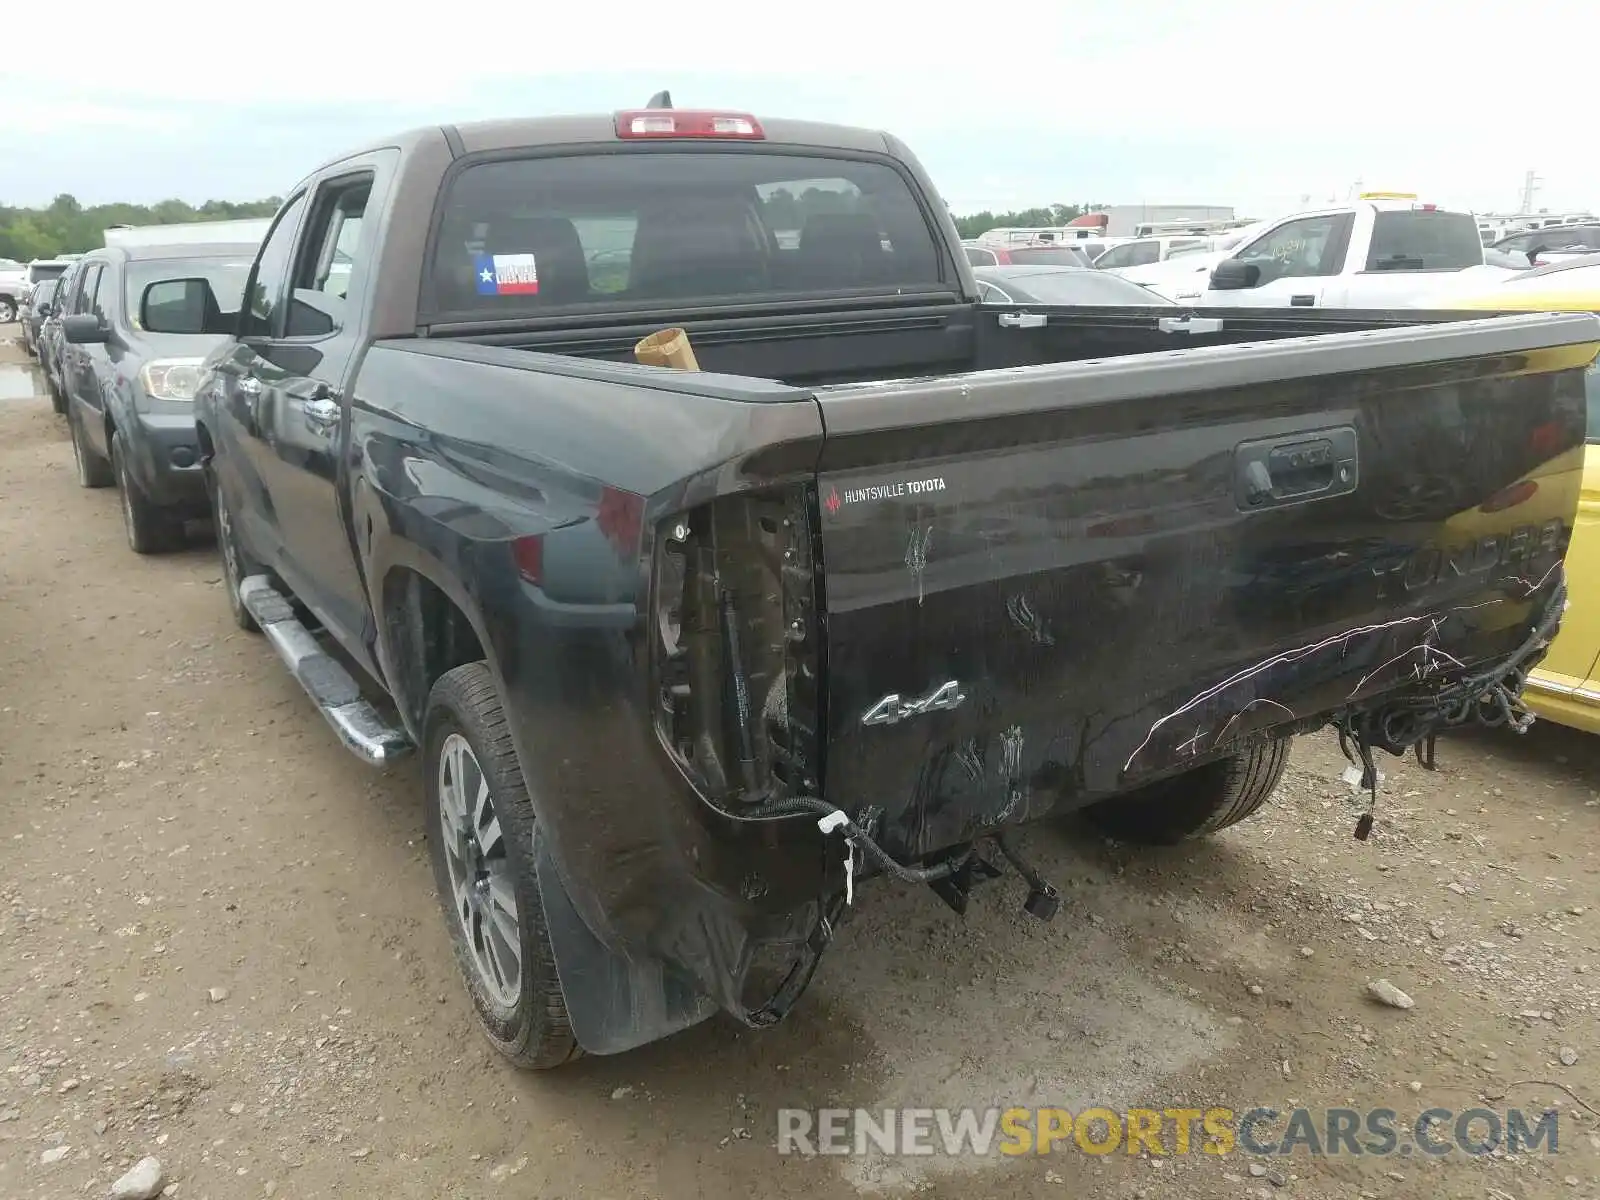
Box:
1234, 426, 1359, 511
996, 311, 1047, 329
1158, 315, 1225, 334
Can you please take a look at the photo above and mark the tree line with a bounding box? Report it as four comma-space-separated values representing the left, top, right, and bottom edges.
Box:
951, 203, 1100, 240
0, 194, 282, 262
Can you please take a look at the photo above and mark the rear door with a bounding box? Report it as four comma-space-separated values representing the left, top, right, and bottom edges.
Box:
810, 313, 1598, 860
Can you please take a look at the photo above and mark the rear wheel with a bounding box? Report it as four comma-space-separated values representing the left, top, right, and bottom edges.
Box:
68, 407, 113, 489
113, 432, 184, 554
425, 662, 581, 1071
1085, 737, 1290, 844
0, 298, 15, 324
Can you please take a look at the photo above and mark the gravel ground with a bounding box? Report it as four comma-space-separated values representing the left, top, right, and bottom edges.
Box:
0, 329, 1596, 1200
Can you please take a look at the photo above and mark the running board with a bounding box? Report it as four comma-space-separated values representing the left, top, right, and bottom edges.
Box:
238, 575, 414, 766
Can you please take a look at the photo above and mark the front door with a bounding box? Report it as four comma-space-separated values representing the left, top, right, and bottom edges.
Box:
1202, 213, 1354, 309
212, 194, 308, 573
242, 163, 388, 659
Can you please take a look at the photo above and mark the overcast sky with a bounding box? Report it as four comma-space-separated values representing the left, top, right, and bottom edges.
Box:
3, 0, 1592, 220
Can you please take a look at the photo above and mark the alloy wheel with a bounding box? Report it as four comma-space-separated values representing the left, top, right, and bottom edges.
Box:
437, 732, 523, 1008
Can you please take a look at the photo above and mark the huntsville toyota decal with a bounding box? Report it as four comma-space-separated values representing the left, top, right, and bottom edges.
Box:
824, 477, 948, 514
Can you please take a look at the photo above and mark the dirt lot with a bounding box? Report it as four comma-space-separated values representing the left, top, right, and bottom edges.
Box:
0, 328, 1596, 1200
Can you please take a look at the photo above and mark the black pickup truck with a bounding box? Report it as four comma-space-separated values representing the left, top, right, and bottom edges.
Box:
191, 101, 1597, 1068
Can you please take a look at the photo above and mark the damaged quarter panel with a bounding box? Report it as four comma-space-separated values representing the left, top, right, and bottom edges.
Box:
349, 341, 834, 1018
813, 319, 1598, 860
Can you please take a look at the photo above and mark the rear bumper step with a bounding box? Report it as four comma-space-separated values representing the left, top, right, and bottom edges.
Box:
238, 575, 413, 766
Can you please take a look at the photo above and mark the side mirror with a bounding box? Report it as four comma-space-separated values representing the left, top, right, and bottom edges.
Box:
1209, 258, 1261, 291
142, 277, 220, 335
62, 313, 108, 344
35, 303, 52, 318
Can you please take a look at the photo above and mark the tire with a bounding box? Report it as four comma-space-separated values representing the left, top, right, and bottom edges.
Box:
68, 406, 113, 489
208, 469, 260, 632
47, 374, 66, 416
1085, 736, 1291, 845
0, 298, 15, 324
113, 432, 184, 554
425, 662, 581, 1071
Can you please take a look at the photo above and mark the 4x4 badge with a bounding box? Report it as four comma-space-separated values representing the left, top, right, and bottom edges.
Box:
861, 680, 967, 727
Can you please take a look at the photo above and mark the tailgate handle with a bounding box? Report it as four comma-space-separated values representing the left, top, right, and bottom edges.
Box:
1234, 426, 1359, 511
1157, 315, 1225, 334
996, 311, 1047, 329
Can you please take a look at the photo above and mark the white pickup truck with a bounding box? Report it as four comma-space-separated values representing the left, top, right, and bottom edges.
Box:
1122, 195, 1512, 308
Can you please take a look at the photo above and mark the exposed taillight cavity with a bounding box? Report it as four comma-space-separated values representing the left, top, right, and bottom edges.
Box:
613, 110, 765, 140
651, 486, 820, 811
512, 534, 544, 584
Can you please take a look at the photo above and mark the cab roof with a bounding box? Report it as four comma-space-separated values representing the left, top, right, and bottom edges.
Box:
79, 242, 262, 265
305, 111, 897, 179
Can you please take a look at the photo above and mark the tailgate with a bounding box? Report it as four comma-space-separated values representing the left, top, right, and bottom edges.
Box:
812, 312, 1599, 859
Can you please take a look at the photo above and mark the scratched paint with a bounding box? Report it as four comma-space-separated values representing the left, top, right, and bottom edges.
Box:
998, 724, 1024, 780
903, 525, 934, 606
1003, 592, 1055, 645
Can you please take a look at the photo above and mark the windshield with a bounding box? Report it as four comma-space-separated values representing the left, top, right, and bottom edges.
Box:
994, 269, 1171, 306
427, 151, 944, 315
124, 258, 254, 327
1365, 211, 1482, 271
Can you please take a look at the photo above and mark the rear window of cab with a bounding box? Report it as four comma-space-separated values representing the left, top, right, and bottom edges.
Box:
425, 151, 947, 316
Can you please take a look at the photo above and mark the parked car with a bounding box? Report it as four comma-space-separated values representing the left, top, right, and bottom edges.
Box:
973, 264, 1175, 305
1491, 223, 1600, 268
2, 257, 77, 327
961, 241, 1094, 268
0, 263, 26, 324
1483, 247, 1533, 271
34, 261, 79, 414
19, 278, 61, 357
1192, 196, 1504, 308
59, 242, 260, 553
1090, 235, 1212, 271
195, 102, 1590, 1070
36, 259, 91, 415
1411, 257, 1600, 733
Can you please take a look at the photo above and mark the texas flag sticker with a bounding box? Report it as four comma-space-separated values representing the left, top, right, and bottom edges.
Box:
474, 253, 540, 296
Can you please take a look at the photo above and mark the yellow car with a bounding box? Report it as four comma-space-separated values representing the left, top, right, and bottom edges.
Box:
1432, 260, 1600, 732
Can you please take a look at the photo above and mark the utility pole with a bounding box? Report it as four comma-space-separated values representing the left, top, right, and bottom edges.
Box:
1519, 170, 1542, 214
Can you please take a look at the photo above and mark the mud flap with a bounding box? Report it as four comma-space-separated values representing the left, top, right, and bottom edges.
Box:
533, 829, 717, 1055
